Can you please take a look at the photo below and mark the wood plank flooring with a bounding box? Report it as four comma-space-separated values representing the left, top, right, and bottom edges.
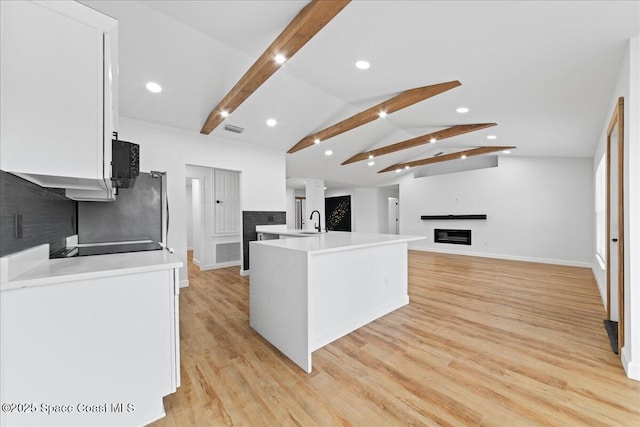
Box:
149, 251, 640, 426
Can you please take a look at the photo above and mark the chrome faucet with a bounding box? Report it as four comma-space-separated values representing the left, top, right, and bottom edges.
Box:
310, 210, 321, 232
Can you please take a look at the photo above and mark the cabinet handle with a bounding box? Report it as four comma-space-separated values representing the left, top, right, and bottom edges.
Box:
612, 238, 618, 242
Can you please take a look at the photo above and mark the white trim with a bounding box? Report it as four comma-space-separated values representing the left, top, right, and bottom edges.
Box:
192, 258, 201, 267
592, 261, 607, 310
409, 246, 592, 268
621, 346, 640, 381
179, 279, 189, 288
240, 269, 250, 276
199, 260, 241, 271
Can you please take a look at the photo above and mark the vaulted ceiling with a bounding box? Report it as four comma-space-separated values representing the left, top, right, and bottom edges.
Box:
84, 0, 639, 188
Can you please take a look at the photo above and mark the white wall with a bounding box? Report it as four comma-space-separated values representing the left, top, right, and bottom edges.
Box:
305, 179, 325, 231
592, 43, 631, 307
590, 37, 640, 381
399, 156, 593, 267
120, 117, 286, 286
185, 179, 193, 250
285, 188, 295, 228
353, 188, 378, 233
623, 37, 640, 381
325, 186, 399, 233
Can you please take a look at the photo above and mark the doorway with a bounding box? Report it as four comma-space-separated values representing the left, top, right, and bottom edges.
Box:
295, 197, 306, 229
388, 197, 399, 234
186, 165, 241, 271
605, 97, 625, 355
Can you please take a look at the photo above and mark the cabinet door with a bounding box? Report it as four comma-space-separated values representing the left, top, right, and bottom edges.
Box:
0, 1, 104, 187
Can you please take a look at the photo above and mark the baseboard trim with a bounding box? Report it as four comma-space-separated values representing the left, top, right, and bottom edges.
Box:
200, 261, 241, 271
192, 258, 201, 267
240, 269, 250, 277
179, 279, 189, 288
621, 346, 640, 381
408, 246, 591, 268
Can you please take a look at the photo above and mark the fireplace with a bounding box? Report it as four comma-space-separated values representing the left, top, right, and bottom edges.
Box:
434, 229, 471, 245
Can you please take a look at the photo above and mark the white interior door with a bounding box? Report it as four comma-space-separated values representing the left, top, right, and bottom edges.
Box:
209, 169, 241, 269
388, 198, 399, 234
214, 169, 240, 234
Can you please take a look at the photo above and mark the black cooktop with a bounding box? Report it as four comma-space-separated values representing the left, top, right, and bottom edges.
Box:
51, 242, 163, 258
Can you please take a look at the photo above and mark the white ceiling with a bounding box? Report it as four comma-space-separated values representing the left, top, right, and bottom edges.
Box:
84, 0, 639, 188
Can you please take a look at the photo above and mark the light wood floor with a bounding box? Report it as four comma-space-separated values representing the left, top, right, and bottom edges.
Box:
149, 251, 640, 426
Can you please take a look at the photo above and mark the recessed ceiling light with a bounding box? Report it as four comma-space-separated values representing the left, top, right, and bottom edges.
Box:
368, 161, 375, 167
430, 137, 437, 143
487, 135, 497, 140
368, 154, 374, 159
220, 110, 229, 118
355, 60, 370, 70
266, 118, 277, 127
324, 186, 327, 190
404, 165, 410, 170
456, 107, 469, 113
275, 54, 286, 64
146, 82, 162, 93
461, 154, 467, 159
325, 150, 333, 156
395, 169, 401, 173
378, 111, 387, 118
314, 138, 320, 144
503, 150, 511, 154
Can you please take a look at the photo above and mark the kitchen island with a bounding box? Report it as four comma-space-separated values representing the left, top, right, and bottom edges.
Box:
0, 245, 182, 427
249, 232, 423, 373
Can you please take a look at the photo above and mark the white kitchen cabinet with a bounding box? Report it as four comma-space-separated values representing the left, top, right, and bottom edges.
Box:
0, 250, 182, 427
0, 1, 118, 200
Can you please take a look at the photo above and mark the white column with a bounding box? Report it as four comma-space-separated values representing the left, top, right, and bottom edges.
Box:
305, 178, 325, 231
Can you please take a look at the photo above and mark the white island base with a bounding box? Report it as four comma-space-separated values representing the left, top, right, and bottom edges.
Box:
250, 233, 423, 373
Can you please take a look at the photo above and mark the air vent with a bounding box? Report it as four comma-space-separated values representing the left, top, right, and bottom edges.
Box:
224, 124, 245, 134
433, 151, 444, 157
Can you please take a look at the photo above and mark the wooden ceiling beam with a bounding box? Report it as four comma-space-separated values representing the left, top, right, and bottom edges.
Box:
287, 80, 462, 153
378, 146, 516, 173
200, 0, 350, 135
342, 122, 496, 165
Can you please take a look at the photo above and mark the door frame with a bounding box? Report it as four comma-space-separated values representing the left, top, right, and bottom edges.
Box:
606, 97, 625, 354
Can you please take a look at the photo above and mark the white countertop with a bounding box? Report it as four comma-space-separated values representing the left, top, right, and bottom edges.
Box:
252, 231, 424, 255
1, 250, 183, 291
255, 225, 321, 237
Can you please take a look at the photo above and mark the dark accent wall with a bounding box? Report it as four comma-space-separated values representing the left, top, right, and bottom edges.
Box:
242, 211, 286, 271
325, 195, 352, 231
0, 171, 76, 257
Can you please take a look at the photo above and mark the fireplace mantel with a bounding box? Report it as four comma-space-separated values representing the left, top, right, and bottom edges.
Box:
420, 214, 487, 220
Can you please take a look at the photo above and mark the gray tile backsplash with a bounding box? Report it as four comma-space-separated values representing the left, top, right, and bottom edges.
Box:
0, 171, 76, 257
242, 211, 286, 271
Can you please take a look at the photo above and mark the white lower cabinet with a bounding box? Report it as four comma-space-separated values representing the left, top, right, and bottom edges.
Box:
0, 268, 180, 427
0, 1, 118, 199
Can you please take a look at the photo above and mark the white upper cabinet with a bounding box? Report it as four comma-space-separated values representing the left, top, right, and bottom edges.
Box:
0, 1, 118, 200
